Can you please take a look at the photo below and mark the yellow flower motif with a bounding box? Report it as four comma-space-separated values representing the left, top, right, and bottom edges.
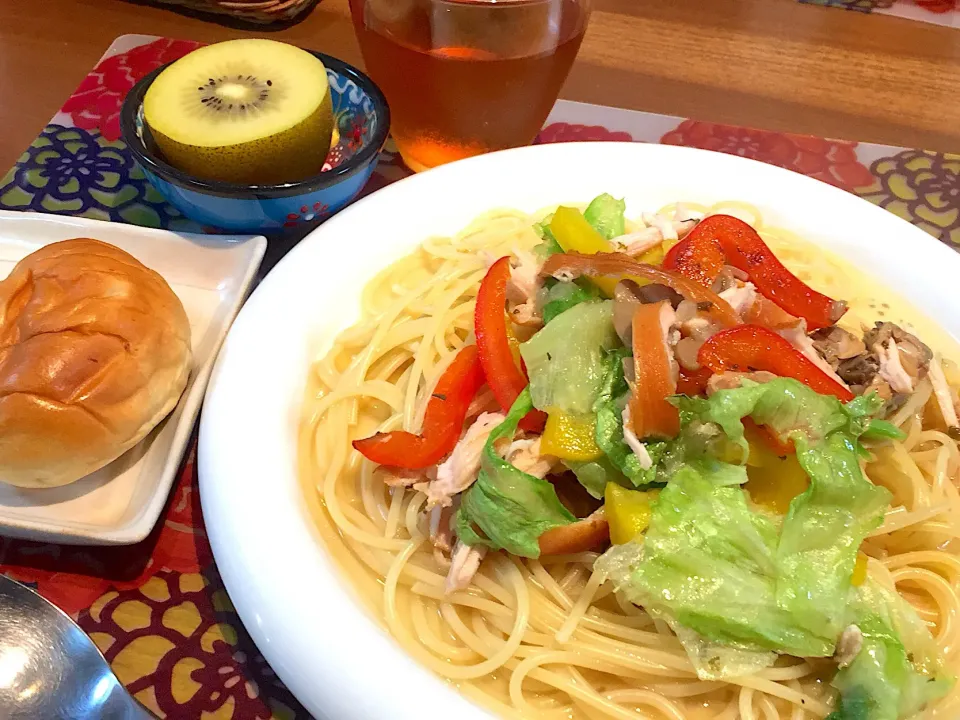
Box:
80, 570, 300, 719
857, 150, 960, 247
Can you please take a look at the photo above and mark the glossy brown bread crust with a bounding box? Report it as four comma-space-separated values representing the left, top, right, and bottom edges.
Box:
0, 239, 191, 487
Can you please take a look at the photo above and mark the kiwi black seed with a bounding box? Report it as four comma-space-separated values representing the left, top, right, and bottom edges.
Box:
189, 74, 277, 116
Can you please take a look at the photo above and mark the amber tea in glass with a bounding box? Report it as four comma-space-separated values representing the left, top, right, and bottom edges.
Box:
348, 0, 591, 172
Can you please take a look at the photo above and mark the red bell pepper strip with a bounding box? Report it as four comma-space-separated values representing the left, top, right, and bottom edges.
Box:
475, 257, 546, 432
698, 325, 854, 402
744, 418, 795, 457
352, 345, 485, 469
663, 215, 847, 330
677, 366, 712, 396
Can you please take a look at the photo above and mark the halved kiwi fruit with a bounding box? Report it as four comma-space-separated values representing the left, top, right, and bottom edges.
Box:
143, 39, 335, 185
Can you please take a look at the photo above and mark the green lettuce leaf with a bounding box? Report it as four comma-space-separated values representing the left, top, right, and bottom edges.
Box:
606, 461, 832, 657
456, 389, 575, 558
602, 377, 894, 669
779, 433, 891, 648
563, 456, 625, 499
533, 214, 563, 261
583, 193, 626, 240
671, 377, 855, 455
519, 300, 619, 415
861, 418, 906, 442
829, 578, 954, 720
596, 541, 777, 680
593, 349, 664, 486
541, 280, 600, 324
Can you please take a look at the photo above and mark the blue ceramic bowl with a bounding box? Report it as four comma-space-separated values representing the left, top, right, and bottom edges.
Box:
120, 51, 390, 233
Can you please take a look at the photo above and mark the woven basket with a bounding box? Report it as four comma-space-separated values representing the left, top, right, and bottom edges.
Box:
137, 0, 320, 25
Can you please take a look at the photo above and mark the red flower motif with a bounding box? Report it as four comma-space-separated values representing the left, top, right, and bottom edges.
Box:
535, 122, 633, 144
62, 39, 203, 141
913, 0, 956, 11
0, 445, 211, 616
660, 120, 874, 192
283, 201, 330, 227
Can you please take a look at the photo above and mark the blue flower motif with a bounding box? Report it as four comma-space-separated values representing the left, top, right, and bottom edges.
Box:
0, 124, 205, 231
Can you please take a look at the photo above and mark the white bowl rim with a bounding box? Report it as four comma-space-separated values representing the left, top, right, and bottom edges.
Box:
198, 141, 960, 720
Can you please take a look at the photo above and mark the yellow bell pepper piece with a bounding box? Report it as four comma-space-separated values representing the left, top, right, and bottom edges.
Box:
605, 483, 658, 545
743, 449, 810, 515
851, 552, 869, 587
504, 313, 523, 368
712, 425, 809, 514
540, 411, 603, 462
550, 206, 619, 296
551, 206, 614, 254
637, 243, 666, 267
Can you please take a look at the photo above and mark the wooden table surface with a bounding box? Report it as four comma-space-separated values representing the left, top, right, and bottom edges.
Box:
2, 0, 959, 172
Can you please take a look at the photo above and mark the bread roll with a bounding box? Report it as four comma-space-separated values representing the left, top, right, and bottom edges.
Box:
0, 239, 192, 488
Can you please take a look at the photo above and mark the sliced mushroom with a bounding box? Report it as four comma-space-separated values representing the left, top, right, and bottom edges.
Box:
376, 465, 433, 488
864, 322, 933, 373
538, 508, 609, 556
837, 353, 880, 390
809, 326, 866, 369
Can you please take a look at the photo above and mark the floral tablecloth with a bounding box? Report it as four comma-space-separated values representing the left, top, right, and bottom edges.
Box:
1, 33, 959, 720
800, 0, 960, 25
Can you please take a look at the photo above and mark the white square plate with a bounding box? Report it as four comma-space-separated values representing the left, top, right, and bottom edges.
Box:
0, 210, 266, 545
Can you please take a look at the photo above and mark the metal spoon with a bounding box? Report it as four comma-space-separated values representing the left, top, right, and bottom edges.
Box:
0, 573, 155, 719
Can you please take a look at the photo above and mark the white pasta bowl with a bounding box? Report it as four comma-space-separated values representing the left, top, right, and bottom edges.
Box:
198, 141, 960, 720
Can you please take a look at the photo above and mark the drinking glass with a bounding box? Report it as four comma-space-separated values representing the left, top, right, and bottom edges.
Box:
348, 0, 592, 172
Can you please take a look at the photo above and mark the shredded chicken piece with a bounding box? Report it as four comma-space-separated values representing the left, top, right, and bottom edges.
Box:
838, 322, 932, 409
777, 321, 850, 389
429, 504, 456, 555
875, 338, 916, 394
659, 303, 681, 385
621, 405, 653, 469
445, 541, 487, 594
510, 302, 541, 327
466, 387, 499, 420
928, 356, 959, 429
706, 371, 779, 395
422, 412, 504, 508
718, 281, 757, 318
865, 322, 932, 378
505, 437, 557, 479
641, 212, 696, 242
609, 212, 698, 257
673, 203, 705, 225
506, 248, 539, 303
506, 248, 543, 327
609, 227, 664, 257
835, 625, 863, 668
